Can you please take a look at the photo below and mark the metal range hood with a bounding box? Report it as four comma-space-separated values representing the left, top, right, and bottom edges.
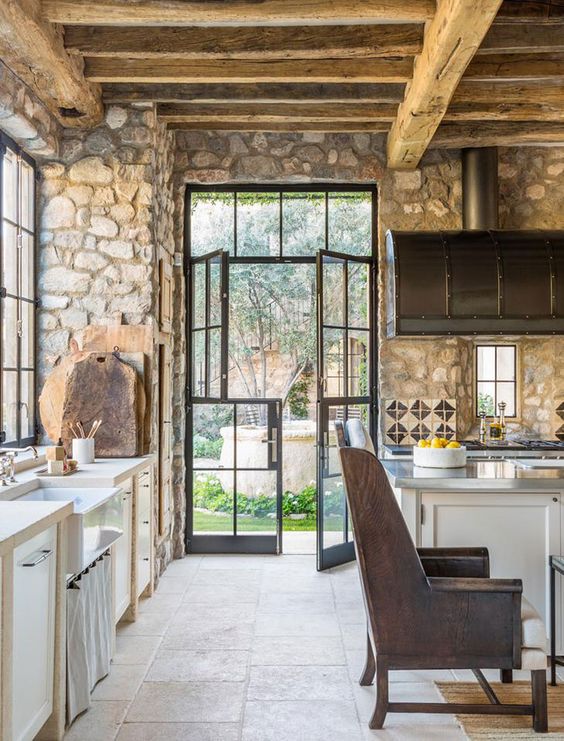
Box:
386, 148, 564, 336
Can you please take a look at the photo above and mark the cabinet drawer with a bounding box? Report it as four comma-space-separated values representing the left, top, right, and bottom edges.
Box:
113, 491, 132, 622
136, 514, 151, 598
12, 525, 57, 741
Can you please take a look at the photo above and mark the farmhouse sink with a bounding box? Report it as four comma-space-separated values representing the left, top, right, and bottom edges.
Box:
17, 487, 124, 576
510, 458, 564, 469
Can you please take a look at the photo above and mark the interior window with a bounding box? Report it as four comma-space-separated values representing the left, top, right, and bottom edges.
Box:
1, 137, 36, 445
476, 344, 517, 418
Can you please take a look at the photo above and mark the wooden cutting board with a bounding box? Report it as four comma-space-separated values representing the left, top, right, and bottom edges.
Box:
61, 353, 140, 457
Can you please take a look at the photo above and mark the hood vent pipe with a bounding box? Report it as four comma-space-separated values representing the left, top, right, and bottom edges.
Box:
462, 147, 499, 230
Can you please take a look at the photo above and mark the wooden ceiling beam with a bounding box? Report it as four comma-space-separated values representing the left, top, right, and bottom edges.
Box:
445, 102, 564, 121
431, 121, 564, 148
85, 57, 415, 84
167, 121, 391, 132
64, 24, 423, 59
454, 80, 564, 105
102, 82, 407, 104
496, 0, 564, 21
157, 102, 399, 122
43, 0, 435, 25
0, 0, 102, 127
464, 52, 564, 81
387, 0, 504, 170
480, 22, 564, 54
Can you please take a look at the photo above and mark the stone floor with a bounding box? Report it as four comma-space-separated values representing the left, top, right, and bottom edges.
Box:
64, 554, 562, 741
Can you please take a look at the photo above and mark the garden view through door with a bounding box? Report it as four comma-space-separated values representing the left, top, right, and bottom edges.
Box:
186, 187, 377, 560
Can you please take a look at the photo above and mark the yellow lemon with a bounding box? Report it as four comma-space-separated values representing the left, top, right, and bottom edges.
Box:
439, 438, 449, 447
446, 441, 461, 449
430, 438, 443, 449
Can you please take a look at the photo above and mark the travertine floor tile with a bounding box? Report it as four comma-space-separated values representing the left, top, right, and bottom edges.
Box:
147, 649, 249, 682
117, 722, 239, 740
126, 681, 245, 723
242, 700, 363, 741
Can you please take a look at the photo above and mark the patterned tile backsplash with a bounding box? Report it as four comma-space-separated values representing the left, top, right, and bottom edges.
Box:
384, 399, 457, 445
556, 402, 564, 441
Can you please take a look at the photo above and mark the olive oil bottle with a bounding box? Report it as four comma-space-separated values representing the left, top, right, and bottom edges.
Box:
489, 414, 503, 441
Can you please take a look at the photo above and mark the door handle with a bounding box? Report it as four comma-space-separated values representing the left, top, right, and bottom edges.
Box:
261, 428, 278, 463
20, 549, 53, 567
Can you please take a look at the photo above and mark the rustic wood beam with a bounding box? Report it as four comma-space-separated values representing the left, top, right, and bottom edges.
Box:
454, 80, 564, 105
387, 0, 504, 170
103, 82, 407, 104
157, 102, 399, 122
65, 24, 423, 59
497, 0, 564, 21
464, 52, 564, 81
0, 0, 102, 127
480, 22, 564, 53
43, 0, 436, 25
431, 121, 564, 148
85, 57, 414, 84
445, 102, 564, 121
167, 121, 391, 132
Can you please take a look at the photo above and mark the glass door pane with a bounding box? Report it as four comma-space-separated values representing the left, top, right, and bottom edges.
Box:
317, 250, 375, 571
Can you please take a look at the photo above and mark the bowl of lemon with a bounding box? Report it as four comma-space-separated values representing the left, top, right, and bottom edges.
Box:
412, 437, 467, 468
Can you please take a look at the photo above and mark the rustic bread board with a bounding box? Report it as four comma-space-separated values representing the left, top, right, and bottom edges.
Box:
61, 353, 140, 457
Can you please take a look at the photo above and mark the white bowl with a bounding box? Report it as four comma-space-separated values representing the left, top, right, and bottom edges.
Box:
412, 445, 467, 468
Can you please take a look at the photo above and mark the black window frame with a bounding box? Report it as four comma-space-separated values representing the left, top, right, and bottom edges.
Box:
0, 131, 37, 447
475, 343, 517, 419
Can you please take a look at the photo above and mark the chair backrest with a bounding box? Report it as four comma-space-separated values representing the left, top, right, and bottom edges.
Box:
335, 419, 376, 454
338, 446, 429, 654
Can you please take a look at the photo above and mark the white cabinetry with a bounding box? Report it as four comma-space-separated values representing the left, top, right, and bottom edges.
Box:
112, 481, 132, 623
421, 490, 561, 650
136, 468, 152, 599
12, 525, 57, 741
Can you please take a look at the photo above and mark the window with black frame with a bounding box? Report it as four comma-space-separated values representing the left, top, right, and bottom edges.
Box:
1, 135, 36, 445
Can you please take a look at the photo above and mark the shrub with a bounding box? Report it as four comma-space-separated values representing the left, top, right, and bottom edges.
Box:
287, 374, 311, 419
193, 434, 223, 460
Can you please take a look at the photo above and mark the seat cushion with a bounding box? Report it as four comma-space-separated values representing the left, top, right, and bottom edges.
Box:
521, 648, 547, 671
346, 420, 376, 456
522, 596, 548, 652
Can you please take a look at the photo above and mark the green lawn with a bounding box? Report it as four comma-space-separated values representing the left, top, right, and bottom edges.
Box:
193, 510, 343, 532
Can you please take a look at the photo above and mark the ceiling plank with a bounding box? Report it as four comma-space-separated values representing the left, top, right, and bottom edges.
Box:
445, 102, 564, 121
480, 22, 564, 53
102, 82, 407, 104
0, 0, 102, 127
431, 121, 564, 147
167, 121, 391, 132
454, 80, 564, 105
85, 57, 414, 84
65, 23, 423, 59
496, 0, 564, 21
157, 102, 399, 122
43, 0, 436, 25
387, 0, 504, 170
464, 52, 564, 80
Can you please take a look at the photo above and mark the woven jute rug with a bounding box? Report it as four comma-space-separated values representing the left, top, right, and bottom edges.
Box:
436, 681, 564, 739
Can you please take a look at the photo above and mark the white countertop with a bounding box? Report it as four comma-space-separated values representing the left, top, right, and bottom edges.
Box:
381, 458, 564, 490
0, 456, 154, 555
0, 500, 73, 556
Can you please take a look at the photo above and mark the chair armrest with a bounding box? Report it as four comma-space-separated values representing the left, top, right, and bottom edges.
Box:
418, 547, 490, 578
428, 576, 521, 593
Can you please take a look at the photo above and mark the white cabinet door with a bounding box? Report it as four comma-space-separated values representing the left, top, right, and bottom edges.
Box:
113, 485, 132, 623
12, 525, 57, 741
136, 468, 152, 598
421, 491, 561, 648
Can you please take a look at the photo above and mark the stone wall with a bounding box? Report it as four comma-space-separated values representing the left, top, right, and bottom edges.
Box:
36, 103, 176, 579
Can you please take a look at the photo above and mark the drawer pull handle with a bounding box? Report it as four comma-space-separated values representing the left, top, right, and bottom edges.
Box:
20, 549, 53, 567
143, 520, 150, 525
143, 557, 150, 561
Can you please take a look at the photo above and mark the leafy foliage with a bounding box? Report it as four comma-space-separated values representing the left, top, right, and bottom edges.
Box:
287, 373, 312, 419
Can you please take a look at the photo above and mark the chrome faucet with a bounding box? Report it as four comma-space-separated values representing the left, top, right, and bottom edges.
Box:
0, 446, 39, 484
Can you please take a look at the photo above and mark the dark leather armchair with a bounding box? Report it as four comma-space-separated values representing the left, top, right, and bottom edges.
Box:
337, 443, 548, 733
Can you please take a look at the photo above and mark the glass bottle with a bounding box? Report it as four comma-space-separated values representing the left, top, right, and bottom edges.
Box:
479, 411, 487, 443
489, 415, 502, 441
498, 401, 507, 441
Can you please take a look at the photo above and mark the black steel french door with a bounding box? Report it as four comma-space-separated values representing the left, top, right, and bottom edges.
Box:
186, 249, 283, 554
316, 249, 377, 570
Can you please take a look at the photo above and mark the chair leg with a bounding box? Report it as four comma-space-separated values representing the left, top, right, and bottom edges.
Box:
531, 669, 548, 733
369, 660, 388, 730
359, 631, 375, 686
500, 669, 513, 684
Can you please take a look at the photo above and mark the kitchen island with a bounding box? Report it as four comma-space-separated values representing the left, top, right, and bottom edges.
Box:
381, 458, 564, 655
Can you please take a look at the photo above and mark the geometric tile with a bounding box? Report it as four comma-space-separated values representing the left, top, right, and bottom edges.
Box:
409, 399, 432, 420
432, 398, 456, 421
410, 423, 432, 442
557, 402, 564, 421
385, 422, 409, 444
433, 422, 456, 440
556, 424, 564, 441
385, 400, 408, 420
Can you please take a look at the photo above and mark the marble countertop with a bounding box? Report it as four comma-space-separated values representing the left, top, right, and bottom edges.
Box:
380, 458, 564, 490
0, 457, 154, 555
0, 500, 73, 556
